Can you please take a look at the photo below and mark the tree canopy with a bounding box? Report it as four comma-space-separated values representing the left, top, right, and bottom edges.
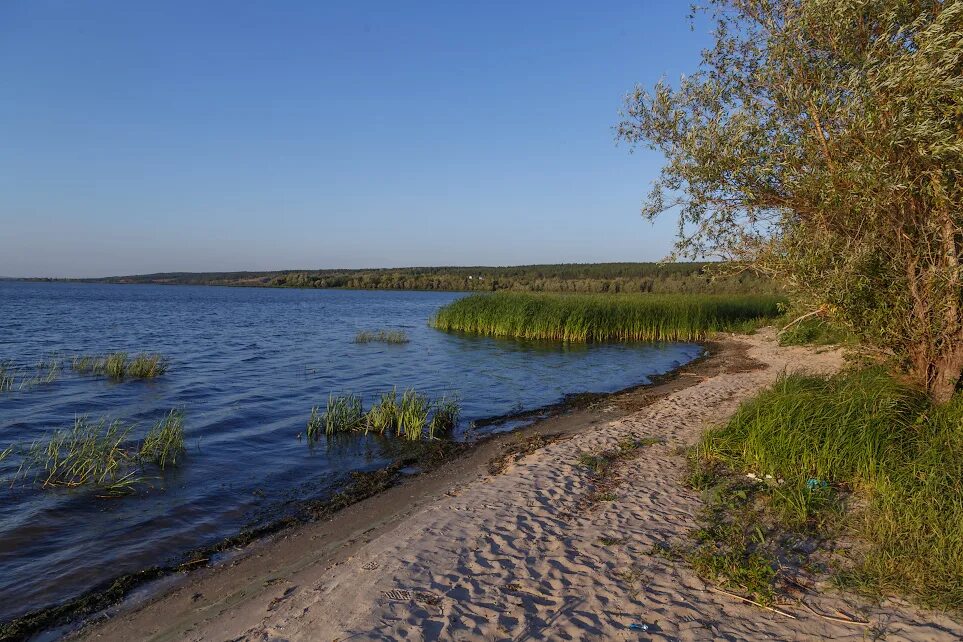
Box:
619, 0, 963, 402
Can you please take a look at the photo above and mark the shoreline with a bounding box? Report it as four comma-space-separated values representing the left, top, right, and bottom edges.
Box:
6, 340, 730, 641
73, 329, 963, 641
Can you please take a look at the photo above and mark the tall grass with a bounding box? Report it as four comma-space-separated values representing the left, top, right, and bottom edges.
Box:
24, 417, 136, 491
3, 411, 188, 493
430, 292, 784, 342
0, 358, 62, 392
306, 389, 460, 441
354, 329, 410, 344
139, 410, 186, 469
0, 362, 17, 392
692, 367, 963, 609
71, 352, 169, 380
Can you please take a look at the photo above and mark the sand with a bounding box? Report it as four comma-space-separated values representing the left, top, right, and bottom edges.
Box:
80, 330, 963, 641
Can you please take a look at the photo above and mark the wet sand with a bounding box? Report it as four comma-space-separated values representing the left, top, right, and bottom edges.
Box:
78, 330, 963, 641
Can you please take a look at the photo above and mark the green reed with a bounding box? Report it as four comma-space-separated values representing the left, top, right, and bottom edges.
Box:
306, 389, 461, 442
3, 410, 188, 493
20, 358, 61, 389
24, 417, 136, 491
398, 389, 431, 440
428, 395, 460, 439
71, 352, 169, 380
430, 292, 784, 342
139, 410, 186, 469
0, 362, 17, 392
365, 388, 400, 435
307, 393, 365, 438
354, 329, 410, 344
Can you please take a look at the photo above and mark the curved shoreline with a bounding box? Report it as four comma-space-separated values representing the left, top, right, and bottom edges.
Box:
74, 329, 963, 641
4, 341, 728, 641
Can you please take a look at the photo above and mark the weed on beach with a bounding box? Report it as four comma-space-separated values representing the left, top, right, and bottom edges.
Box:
431, 292, 783, 342
686, 367, 963, 611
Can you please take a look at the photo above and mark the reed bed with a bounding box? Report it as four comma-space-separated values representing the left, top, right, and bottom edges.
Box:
0, 362, 17, 392
430, 292, 784, 342
306, 389, 460, 441
354, 329, 410, 344
691, 368, 963, 610
71, 352, 169, 380
139, 410, 186, 469
2, 410, 188, 493
0, 358, 62, 392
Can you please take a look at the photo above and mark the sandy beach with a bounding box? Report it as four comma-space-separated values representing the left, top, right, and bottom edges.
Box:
78, 330, 963, 641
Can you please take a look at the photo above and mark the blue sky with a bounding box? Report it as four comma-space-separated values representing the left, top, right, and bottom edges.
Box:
0, 1, 709, 278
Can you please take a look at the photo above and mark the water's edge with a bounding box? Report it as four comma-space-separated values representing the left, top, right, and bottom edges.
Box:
2, 343, 718, 642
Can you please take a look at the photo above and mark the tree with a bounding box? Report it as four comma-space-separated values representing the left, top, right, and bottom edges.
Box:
618, 0, 963, 402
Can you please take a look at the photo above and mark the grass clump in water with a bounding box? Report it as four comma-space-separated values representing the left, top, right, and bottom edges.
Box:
354, 329, 409, 344
306, 389, 461, 442
430, 292, 784, 342
688, 367, 963, 610
71, 352, 169, 380
3, 411, 189, 494
307, 393, 365, 439
0, 362, 17, 392
139, 410, 186, 469
23, 417, 137, 492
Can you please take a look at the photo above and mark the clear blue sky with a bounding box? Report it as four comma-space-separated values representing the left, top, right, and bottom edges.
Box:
0, 1, 709, 278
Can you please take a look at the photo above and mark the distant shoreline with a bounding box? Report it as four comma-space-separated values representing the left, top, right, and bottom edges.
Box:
8, 261, 777, 295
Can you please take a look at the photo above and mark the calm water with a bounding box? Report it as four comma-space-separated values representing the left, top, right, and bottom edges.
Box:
0, 282, 703, 622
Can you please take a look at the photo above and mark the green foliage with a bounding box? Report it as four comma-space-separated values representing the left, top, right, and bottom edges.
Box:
29, 417, 136, 491
618, 0, 963, 402
71, 352, 169, 380
126, 354, 169, 378
778, 316, 852, 347
365, 389, 399, 435
398, 389, 430, 441
139, 410, 186, 469
2, 411, 189, 493
306, 389, 461, 442
89, 262, 777, 294
0, 358, 62, 392
354, 329, 409, 344
431, 292, 783, 342
317, 393, 365, 436
693, 368, 963, 609
0, 362, 15, 392
429, 395, 460, 439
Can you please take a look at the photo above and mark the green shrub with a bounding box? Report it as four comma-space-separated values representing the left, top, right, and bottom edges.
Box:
693, 368, 963, 609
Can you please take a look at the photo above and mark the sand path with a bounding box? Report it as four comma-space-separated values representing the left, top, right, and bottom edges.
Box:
85, 331, 963, 641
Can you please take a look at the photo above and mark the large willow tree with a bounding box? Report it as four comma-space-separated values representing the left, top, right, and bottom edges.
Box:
619, 0, 963, 402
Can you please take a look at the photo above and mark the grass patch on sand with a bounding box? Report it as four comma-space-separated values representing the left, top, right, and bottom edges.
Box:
306, 389, 461, 442
430, 292, 784, 342
71, 352, 169, 380
685, 367, 963, 610
354, 329, 409, 344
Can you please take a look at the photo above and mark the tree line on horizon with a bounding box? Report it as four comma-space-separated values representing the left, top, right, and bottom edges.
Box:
63, 262, 776, 295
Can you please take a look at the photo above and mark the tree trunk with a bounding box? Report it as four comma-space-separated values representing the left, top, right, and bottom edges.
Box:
930, 341, 963, 405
